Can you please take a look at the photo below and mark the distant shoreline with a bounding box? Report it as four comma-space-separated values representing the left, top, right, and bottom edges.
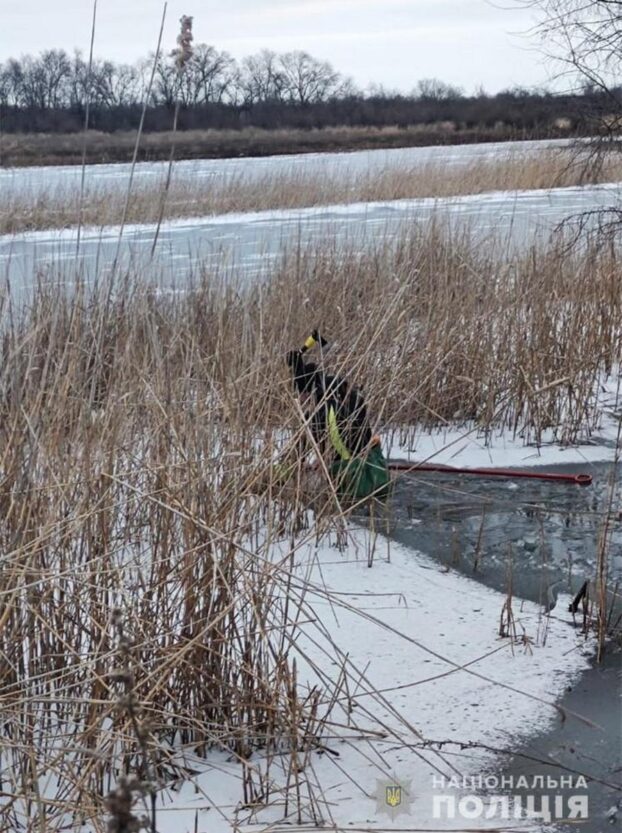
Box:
0, 124, 579, 169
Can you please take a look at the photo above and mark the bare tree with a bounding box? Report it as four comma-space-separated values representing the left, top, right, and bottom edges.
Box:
521, 1, 622, 227
527, 1, 621, 87
3, 59, 24, 106
414, 78, 464, 102
3, 51, 72, 108
277, 51, 341, 105
68, 51, 89, 108
522, 1, 621, 136
13, 55, 47, 110
190, 44, 236, 104
97, 62, 142, 107
152, 45, 232, 107
39, 49, 72, 108
0, 64, 11, 107
238, 50, 286, 105
335, 76, 360, 99
153, 54, 179, 107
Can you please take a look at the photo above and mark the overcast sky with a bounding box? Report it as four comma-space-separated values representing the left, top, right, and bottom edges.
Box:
2, 0, 549, 94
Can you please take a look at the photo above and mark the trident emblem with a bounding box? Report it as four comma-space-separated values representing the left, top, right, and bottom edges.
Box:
386, 785, 402, 808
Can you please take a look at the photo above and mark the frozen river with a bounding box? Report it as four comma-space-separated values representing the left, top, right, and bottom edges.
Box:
0, 137, 577, 201
1, 181, 620, 294
0, 139, 619, 295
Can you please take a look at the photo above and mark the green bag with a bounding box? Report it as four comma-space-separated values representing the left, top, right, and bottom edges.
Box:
330, 444, 391, 502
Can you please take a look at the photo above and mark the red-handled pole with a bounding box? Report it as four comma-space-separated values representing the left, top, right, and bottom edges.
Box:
388, 461, 593, 486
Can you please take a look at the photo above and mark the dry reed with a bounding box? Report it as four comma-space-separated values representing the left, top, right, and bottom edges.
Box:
3, 149, 621, 235
0, 124, 565, 169
0, 220, 619, 829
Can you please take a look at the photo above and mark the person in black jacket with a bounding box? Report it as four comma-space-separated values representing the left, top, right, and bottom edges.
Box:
285, 332, 390, 503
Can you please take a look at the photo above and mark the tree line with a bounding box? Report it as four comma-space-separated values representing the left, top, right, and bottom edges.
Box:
0, 46, 612, 134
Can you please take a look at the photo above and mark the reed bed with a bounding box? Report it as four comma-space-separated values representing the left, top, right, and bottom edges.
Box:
2, 148, 621, 235
261, 223, 621, 447
0, 124, 560, 169
0, 279, 352, 831
0, 221, 620, 830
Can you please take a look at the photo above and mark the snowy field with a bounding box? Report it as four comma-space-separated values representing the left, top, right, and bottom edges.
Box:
386, 371, 622, 471
4, 432, 614, 832
1, 136, 619, 295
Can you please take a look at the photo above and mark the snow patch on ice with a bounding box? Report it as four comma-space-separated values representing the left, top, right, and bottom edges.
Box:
386, 371, 621, 470
151, 526, 594, 832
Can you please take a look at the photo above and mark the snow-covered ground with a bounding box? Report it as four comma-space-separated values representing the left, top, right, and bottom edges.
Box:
149, 525, 594, 832
4, 444, 611, 832
135, 377, 620, 832
4, 370, 617, 833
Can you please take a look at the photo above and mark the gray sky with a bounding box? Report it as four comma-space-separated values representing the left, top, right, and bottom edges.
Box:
2, 0, 548, 94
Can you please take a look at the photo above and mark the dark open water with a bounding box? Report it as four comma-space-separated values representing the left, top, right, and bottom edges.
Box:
388, 460, 622, 832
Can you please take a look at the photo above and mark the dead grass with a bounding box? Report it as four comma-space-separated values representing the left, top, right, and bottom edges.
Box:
0, 123, 556, 168
2, 148, 621, 235
0, 222, 619, 829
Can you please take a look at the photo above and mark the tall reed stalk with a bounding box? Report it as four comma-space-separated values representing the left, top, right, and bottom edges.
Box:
151, 15, 194, 257
111, 3, 168, 272
76, 0, 98, 256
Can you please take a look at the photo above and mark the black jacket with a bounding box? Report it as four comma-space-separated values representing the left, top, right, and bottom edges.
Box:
287, 350, 372, 458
